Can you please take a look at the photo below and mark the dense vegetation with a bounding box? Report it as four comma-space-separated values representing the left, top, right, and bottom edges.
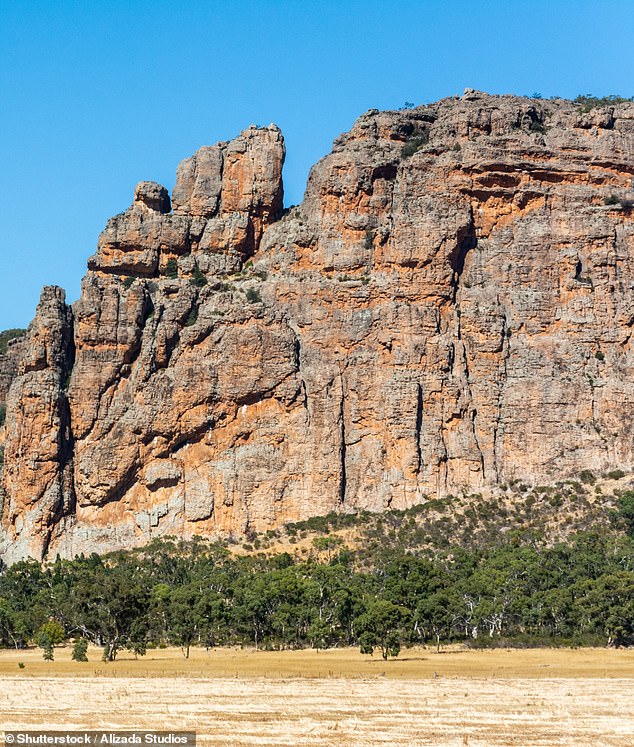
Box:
1, 486, 633, 662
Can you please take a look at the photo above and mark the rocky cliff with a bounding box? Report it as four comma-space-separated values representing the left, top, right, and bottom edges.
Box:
0, 333, 26, 406
2, 91, 634, 562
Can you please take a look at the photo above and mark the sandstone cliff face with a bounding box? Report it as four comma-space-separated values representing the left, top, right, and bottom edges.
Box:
2, 94, 634, 561
1, 288, 74, 559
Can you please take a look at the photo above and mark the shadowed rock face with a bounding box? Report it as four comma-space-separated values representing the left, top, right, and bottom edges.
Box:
2, 93, 634, 561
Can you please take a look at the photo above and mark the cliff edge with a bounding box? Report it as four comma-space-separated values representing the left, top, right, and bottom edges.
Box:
2, 91, 634, 561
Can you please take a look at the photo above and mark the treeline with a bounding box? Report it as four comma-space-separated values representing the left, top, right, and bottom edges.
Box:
1, 515, 633, 661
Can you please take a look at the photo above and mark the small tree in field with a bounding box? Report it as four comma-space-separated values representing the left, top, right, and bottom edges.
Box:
37, 634, 53, 661
72, 638, 89, 662
355, 600, 408, 660
36, 621, 65, 661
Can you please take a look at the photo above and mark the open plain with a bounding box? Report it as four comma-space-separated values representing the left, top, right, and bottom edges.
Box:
1, 647, 633, 746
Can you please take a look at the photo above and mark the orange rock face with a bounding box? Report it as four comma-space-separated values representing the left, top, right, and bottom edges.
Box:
2, 94, 634, 561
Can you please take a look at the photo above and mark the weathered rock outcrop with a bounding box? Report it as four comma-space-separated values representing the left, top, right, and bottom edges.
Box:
2, 93, 634, 561
1, 288, 74, 559
0, 334, 26, 406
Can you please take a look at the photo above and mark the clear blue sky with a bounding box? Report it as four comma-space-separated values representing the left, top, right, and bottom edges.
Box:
1, 0, 633, 329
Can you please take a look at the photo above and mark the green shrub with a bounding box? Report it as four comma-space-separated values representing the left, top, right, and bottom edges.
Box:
402, 137, 427, 158
0, 404, 5, 426
402, 128, 429, 159
529, 121, 547, 133
190, 266, 207, 288
595, 351, 605, 361
574, 94, 633, 113
123, 276, 135, 289
578, 470, 596, 485
246, 288, 262, 304
184, 308, 198, 327
605, 194, 621, 206
164, 259, 178, 279
606, 469, 626, 480
364, 230, 374, 251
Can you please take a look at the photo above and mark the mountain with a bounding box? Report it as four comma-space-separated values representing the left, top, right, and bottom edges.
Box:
2, 90, 634, 562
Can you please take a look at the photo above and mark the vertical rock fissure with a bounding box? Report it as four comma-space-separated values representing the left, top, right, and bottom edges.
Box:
290, 330, 310, 421
56, 304, 77, 521
585, 364, 608, 452
302, 380, 309, 413
437, 379, 449, 495
471, 409, 485, 479
449, 211, 477, 305
215, 150, 226, 216
460, 340, 485, 480
40, 300, 77, 560
338, 377, 347, 504
415, 382, 423, 474
292, 336, 301, 371
491, 316, 509, 483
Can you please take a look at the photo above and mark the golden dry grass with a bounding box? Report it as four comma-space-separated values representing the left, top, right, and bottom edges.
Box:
1, 647, 633, 746
0, 644, 632, 679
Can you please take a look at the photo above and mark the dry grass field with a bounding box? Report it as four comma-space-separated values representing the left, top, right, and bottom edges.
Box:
1, 646, 633, 746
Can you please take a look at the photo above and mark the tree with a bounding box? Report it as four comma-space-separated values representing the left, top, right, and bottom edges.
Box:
312, 536, 343, 563
72, 638, 89, 662
35, 621, 64, 661
381, 553, 447, 642
0, 560, 49, 647
617, 492, 634, 537
355, 600, 409, 660
36, 620, 66, 646
416, 590, 459, 652
61, 556, 150, 661
0, 598, 27, 649
40, 637, 54, 661
168, 584, 204, 658
307, 618, 334, 650
576, 572, 634, 646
